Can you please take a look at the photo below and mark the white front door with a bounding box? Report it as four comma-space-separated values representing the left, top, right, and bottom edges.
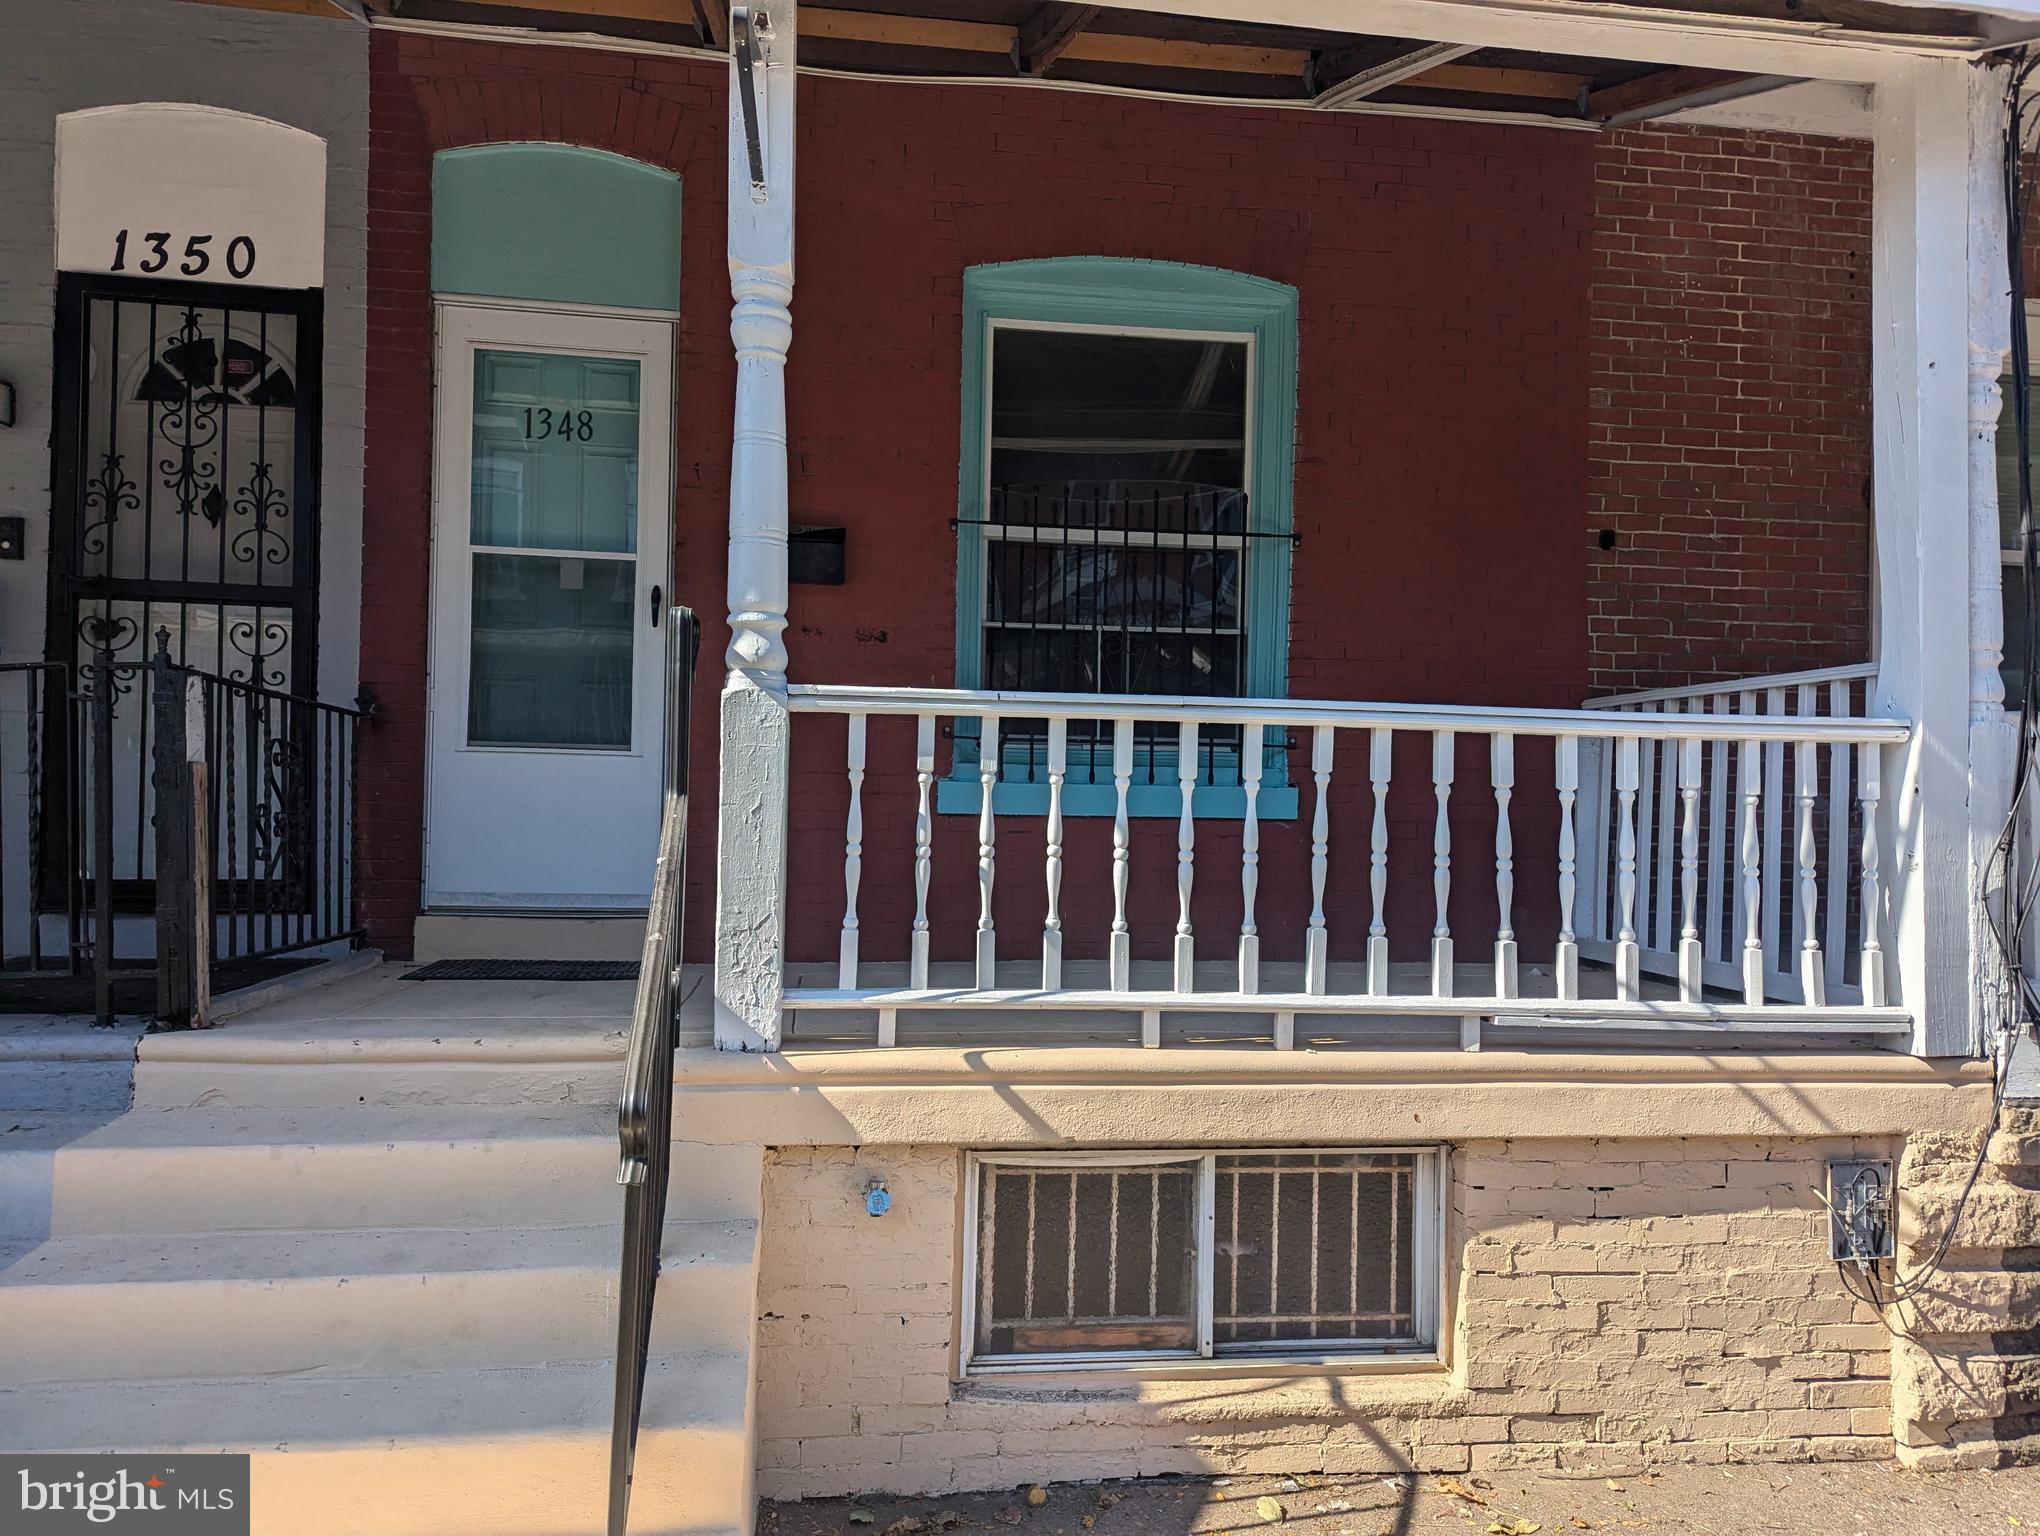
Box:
424, 303, 674, 910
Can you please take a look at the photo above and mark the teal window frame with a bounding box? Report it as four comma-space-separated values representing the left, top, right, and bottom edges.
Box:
942, 257, 1300, 820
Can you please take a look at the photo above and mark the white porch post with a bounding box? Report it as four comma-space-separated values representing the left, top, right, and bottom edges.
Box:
1870, 55, 1992, 1057
714, 0, 797, 1051
1967, 60, 2018, 1052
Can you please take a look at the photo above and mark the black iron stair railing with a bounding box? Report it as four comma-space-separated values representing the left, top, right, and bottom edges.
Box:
610, 606, 699, 1536
2, 638, 370, 1023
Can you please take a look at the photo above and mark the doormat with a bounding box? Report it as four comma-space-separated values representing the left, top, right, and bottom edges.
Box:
401, 959, 640, 981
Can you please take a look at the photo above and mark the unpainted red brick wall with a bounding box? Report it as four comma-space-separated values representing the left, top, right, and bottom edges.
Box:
1585, 125, 1874, 698
362, 35, 1596, 964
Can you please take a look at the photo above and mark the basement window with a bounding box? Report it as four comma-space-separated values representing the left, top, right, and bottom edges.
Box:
962, 1149, 1442, 1372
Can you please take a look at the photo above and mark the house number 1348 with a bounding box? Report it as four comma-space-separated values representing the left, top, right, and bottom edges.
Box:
110, 230, 259, 280
524, 408, 595, 441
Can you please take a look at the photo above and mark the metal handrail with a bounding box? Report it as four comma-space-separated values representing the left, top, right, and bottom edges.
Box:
609, 606, 699, 1536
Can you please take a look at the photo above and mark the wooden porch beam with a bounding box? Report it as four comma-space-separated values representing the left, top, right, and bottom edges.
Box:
1069, 0, 1929, 85
692, 0, 726, 51
1586, 64, 1801, 124
1308, 39, 1478, 108
383, 0, 710, 21
799, 9, 1310, 76
1015, 3, 1099, 74
1406, 63, 1592, 101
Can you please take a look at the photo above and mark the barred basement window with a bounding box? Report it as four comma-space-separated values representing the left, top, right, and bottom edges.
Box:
962, 1150, 1442, 1371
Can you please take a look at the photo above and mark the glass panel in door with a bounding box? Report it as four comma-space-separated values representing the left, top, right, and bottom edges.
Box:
465, 349, 641, 749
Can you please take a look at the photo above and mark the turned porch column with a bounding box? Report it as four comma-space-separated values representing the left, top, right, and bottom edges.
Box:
1870, 55, 2001, 1057
715, 0, 797, 1051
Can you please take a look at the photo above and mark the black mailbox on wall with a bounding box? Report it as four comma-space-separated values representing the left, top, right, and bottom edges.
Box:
790, 525, 846, 585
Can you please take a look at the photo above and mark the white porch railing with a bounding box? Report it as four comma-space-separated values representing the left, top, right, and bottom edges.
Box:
1579, 665, 1881, 1013
782, 668, 1910, 1048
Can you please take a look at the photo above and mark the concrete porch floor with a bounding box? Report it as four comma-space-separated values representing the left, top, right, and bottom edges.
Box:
122, 952, 1902, 1074
106, 955, 1969, 1127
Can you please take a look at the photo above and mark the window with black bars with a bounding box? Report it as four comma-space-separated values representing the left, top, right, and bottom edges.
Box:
968, 324, 1285, 788
965, 1150, 1440, 1369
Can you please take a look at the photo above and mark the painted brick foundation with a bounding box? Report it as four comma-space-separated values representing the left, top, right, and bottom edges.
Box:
755, 1138, 1900, 1499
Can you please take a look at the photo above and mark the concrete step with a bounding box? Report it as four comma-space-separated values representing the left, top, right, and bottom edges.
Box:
0, 1112, 120, 1241
0, 1218, 757, 1384
0, 1018, 141, 1114
0, 1352, 754, 1536
0, 1111, 763, 1237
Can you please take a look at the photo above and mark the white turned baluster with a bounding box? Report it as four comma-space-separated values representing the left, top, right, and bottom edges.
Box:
1676, 735, 1702, 1002
1705, 697, 1729, 966
975, 715, 999, 989
1430, 730, 1455, 998
1740, 736, 1764, 1004
1652, 717, 1676, 955
838, 713, 867, 990
1729, 690, 1756, 971
1305, 726, 1334, 995
1491, 733, 1517, 999
1367, 728, 1392, 995
1577, 737, 1609, 946
1110, 718, 1133, 992
1239, 722, 1263, 994
1614, 735, 1641, 1001
1042, 717, 1066, 992
909, 714, 934, 990
1633, 710, 1656, 951
1175, 720, 1198, 992
1762, 688, 1785, 979
1859, 743, 1886, 1006
1823, 680, 1848, 995
1555, 735, 1580, 1001
1795, 737, 1825, 1006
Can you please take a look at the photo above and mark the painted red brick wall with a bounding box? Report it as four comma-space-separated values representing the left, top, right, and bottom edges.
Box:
362, 35, 1597, 965
361, 33, 734, 957
1585, 125, 1874, 698
785, 79, 1594, 970
365, 41, 1891, 971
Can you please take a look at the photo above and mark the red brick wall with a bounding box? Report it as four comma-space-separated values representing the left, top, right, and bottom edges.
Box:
1585, 125, 1874, 698
362, 34, 1596, 964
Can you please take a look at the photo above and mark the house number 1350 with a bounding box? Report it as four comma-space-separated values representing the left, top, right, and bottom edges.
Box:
110, 230, 259, 280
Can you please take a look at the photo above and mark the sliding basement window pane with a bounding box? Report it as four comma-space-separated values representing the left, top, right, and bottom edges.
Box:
1211, 1151, 1420, 1352
973, 1159, 1200, 1361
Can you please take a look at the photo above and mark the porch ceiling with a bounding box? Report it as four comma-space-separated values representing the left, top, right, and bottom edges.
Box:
196, 0, 2030, 125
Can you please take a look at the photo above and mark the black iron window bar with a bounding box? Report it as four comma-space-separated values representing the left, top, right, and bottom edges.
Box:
955, 485, 1298, 788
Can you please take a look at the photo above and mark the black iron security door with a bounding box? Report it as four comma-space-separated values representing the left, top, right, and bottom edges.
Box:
46, 273, 321, 904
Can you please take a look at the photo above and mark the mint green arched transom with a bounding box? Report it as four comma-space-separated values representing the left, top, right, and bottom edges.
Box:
432, 144, 680, 313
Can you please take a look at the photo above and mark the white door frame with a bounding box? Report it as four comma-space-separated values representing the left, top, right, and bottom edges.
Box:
423, 300, 676, 911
